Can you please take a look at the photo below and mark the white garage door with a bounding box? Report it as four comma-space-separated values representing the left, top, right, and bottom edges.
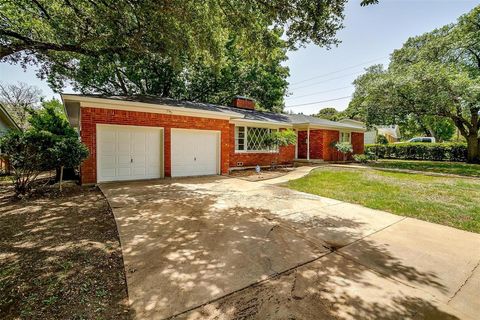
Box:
97, 125, 163, 182
171, 129, 219, 177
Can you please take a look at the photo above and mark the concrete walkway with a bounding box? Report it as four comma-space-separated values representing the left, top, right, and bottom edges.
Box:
99, 167, 480, 320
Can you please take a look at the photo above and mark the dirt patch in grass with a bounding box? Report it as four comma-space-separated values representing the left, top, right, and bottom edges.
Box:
229, 167, 294, 181
0, 181, 133, 320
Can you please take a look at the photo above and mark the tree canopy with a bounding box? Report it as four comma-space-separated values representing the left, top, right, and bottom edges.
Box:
314, 107, 340, 121
0, 82, 42, 129
1, 0, 377, 112
347, 6, 480, 162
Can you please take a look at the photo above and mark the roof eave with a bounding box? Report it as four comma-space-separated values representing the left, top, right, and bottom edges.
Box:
61, 94, 245, 121
0, 104, 20, 130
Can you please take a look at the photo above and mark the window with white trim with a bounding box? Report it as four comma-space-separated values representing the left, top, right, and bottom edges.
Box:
235, 126, 278, 152
340, 131, 351, 143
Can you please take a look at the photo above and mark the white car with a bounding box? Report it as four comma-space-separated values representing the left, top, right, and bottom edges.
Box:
407, 137, 436, 143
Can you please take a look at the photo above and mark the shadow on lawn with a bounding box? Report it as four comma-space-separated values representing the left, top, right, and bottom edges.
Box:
100, 176, 459, 320
0, 184, 134, 320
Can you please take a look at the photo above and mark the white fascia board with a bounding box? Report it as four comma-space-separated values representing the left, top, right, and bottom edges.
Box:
61, 94, 243, 120
230, 118, 293, 128
293, 123, 366, 132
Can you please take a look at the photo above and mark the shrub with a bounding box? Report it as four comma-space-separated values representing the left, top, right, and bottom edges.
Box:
334, 141, 353, 161
0, 130, 56, 194
353, 154, 369, 163
365, 143, 467, 162
377, 135, 389, 145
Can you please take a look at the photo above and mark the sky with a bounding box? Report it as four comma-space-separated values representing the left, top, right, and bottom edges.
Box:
285, 0, 478, 115
0, 0, 478, 114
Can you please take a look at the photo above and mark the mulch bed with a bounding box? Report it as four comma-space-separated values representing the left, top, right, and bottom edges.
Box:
0, 181, 133, 320
229, 167, 294, 181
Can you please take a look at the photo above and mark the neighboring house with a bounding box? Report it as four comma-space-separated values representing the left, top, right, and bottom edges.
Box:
62, 94, 365, 184
0, 104, 19, 136
339, 119, 400, 144
338, 119, 376, 144
0, 105, 20, 173
377, 125, 401, 143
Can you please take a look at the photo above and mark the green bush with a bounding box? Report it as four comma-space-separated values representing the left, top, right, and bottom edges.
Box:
365, 143, 467, 162
353, 154, 369, 163
377, 135, 389, 145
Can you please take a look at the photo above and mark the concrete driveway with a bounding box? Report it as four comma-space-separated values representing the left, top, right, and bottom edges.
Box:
100, 167, 480, 320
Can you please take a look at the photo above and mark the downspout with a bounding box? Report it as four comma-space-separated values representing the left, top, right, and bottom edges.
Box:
307, 126, 310, 161
294, 129, 298, 159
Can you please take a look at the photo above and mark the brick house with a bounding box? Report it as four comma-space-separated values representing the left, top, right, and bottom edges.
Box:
62, 94, 365, 184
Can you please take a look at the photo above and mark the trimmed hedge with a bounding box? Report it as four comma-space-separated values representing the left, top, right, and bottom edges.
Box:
365, 143, 467, 162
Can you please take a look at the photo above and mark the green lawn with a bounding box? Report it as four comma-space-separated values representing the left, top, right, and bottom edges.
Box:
287, 167, 480, 233
367, 159, 480, 177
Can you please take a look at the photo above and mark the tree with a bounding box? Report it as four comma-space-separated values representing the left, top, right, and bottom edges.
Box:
0, 99, 89, 195
263, 129, 297, 167
315, 107, 340, 121
0, 82, 42, 129
0, 130, 55, 195
2, 1, 377, 112
29, 99, 87, 187
347, 6, 480, 163
46, 33, 289, 111
1, 0, 377, 61
400, 115, 455, 142
29, 99, 75, 137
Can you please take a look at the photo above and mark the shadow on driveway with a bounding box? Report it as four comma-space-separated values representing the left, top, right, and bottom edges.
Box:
100, 176, 478, 320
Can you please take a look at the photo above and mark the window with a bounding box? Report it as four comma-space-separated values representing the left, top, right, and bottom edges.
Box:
235, 126, 245, 151
340, 131, 351, 143
234, 126, 278, 152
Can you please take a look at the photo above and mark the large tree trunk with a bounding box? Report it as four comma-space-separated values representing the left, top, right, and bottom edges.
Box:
466, 135, 480, 163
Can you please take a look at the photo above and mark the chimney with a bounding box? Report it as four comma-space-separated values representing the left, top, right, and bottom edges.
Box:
232, 96, 255, 110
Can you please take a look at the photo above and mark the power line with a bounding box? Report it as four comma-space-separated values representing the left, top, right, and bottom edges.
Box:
285, 85, 353, 100
289, 56, 389, 86
285, 96, 353, 108
290, 71, 364, 91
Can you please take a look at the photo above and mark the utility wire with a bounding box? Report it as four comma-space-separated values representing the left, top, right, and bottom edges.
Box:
290, 71, 364, 91
285, 96, 353, 108
285, 85, 353, 100
289, 56, 389, 86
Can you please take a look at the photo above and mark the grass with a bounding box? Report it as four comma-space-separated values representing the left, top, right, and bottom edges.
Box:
287, 166, 480, 233
366, 159, 480, 177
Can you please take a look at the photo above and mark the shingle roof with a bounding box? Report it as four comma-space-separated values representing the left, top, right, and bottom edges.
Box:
62, 94, 363, 130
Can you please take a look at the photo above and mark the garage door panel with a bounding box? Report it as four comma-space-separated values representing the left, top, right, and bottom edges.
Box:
171, 130, 219, 177
118, 155, 131, 166
98, 125, 163, 182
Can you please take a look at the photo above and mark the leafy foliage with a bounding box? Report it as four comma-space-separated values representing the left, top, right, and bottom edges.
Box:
0, 130, 55, 194
366, 143, 467, 162
1, 1, 378, 112
0, 99, 88, 195
264, 129, 297, 148
347, 6, 480, 162
353, 154, 369, 163
315, 107, 340, 121
49, 34, 289, 111
334, 141, 353, 161
377, 135, 389, 145
1, 0, 378, 61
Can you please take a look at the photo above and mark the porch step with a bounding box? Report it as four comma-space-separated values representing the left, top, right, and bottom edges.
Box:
294, 159, 325, 165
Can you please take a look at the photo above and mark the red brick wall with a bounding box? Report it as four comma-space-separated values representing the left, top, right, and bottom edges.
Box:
232, 98, 255, 110
80, 107, 231, 184
297, 130, 324, 159
352, 132, 365, 155
322, 130, 341, 161
229, 124, 295, 167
